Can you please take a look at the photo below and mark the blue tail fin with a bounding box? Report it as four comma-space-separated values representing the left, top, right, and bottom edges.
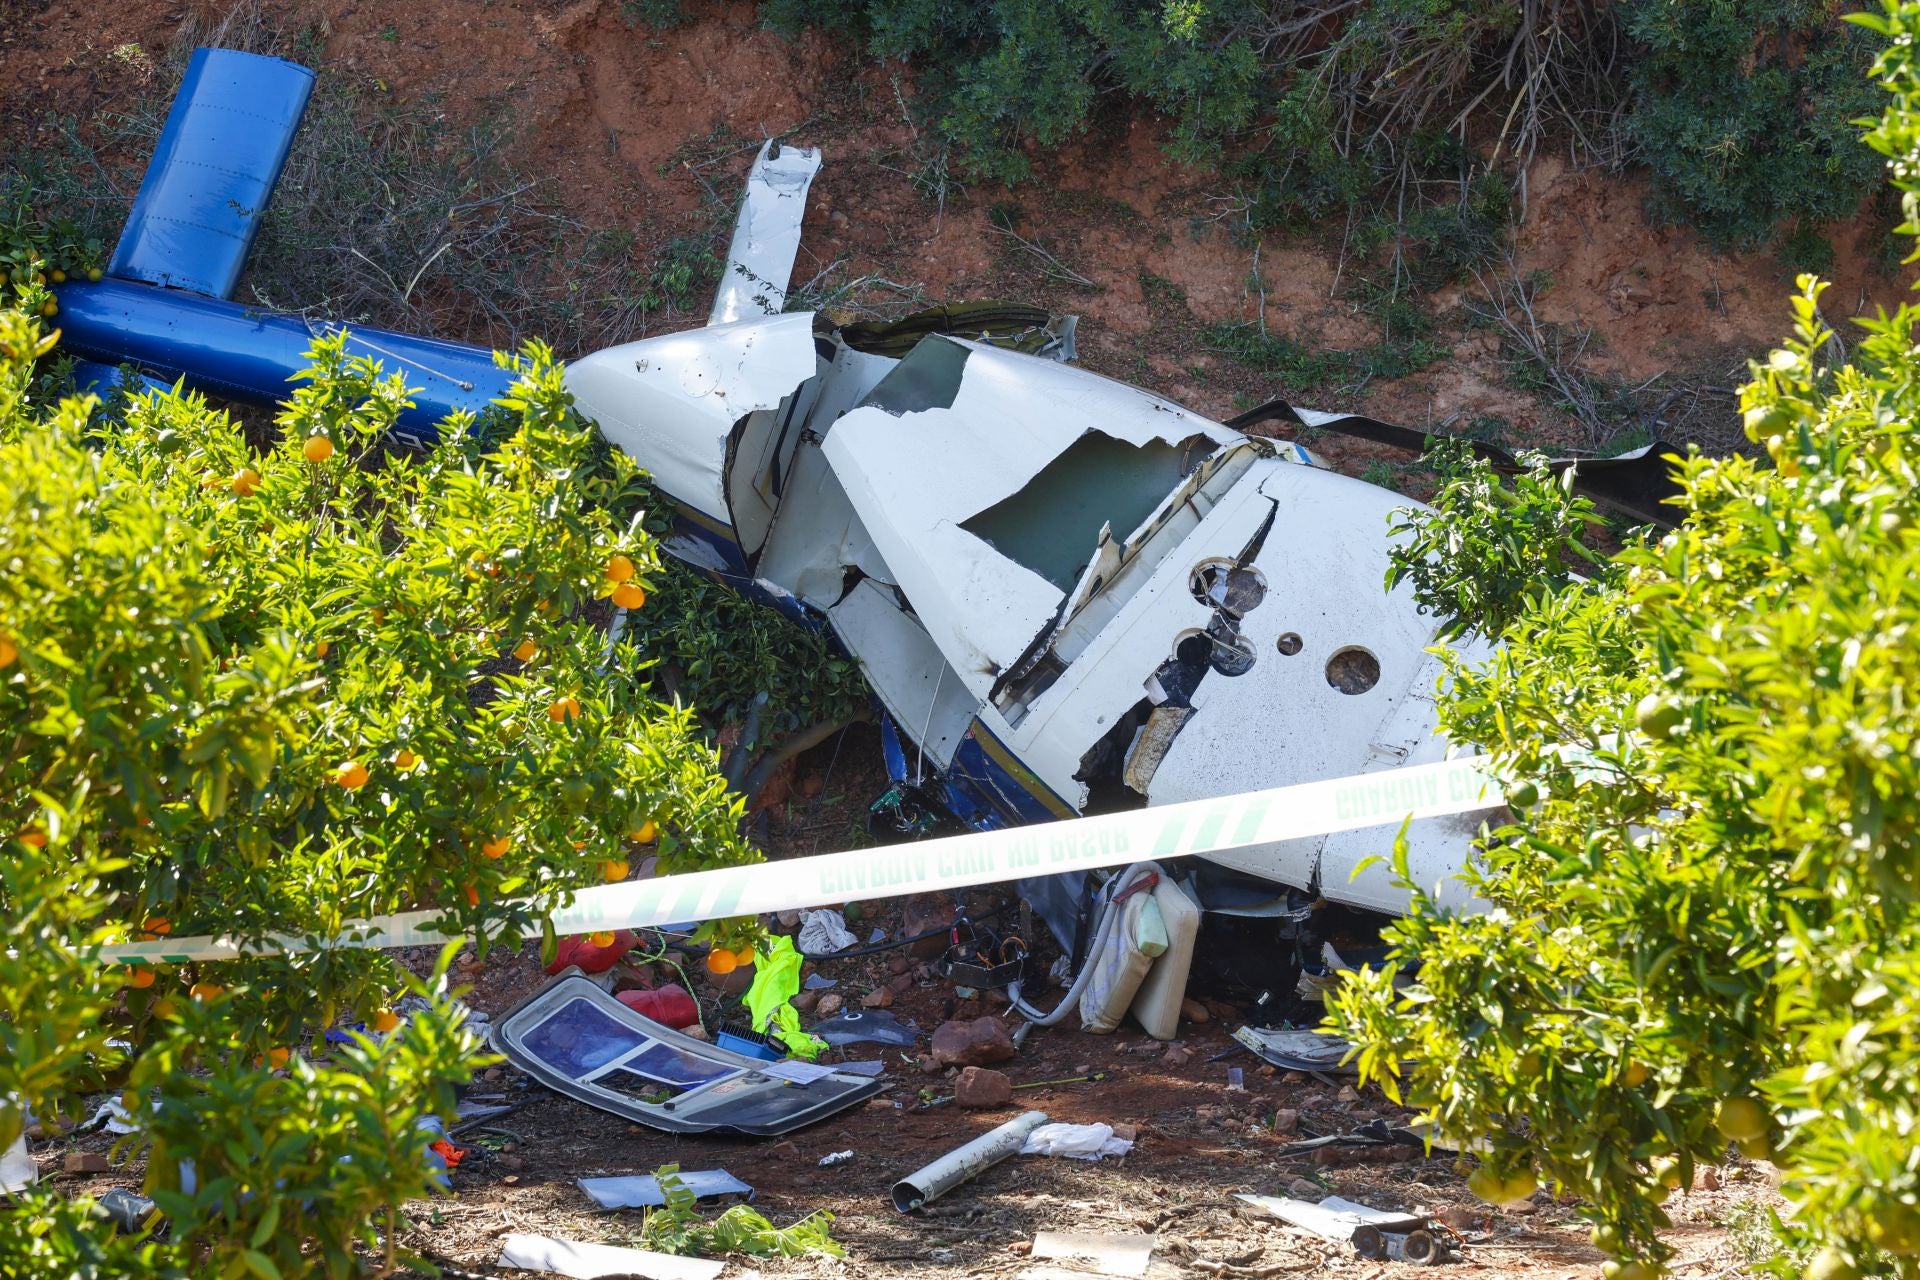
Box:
106, 47, 314, 299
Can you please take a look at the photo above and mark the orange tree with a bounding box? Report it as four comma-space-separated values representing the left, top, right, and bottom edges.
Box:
1329, 8, 1920, 1279
0, 282, 757, 1275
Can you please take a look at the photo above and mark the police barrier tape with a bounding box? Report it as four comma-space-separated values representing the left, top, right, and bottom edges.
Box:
99, 753, 1504, 966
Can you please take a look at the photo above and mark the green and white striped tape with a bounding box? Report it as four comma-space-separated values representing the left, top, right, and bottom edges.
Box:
99, 753, 1503, 966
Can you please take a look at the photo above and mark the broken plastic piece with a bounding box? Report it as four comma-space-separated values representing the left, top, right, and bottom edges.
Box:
1232, 1025, 1358, 1074
892, 1110, 1049, 1212
577, 1170, 753, 1210
491, 975, 882, 1137
818, 1150, 855, 1167
812, 1008, 918, 1047
1234, 1194, 1423, 1242
496, 1232, 724, 1280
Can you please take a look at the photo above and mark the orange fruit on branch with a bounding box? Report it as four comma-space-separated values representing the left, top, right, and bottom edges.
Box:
606, 554, 635, 583
611, 582, 647, 610
335, 761, 370, 789
230, 467, 261, 497
302, 435, 335, 463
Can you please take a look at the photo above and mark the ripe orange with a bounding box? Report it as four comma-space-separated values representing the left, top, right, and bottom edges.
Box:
1623, 1060, 1651, 1087
547, 696, 582, 723
601, 859, 628, 883
316, 639, 331, 659
40, 298, 57, 317
588, 931, 616, 947
394, 749, 419, 770
606, 554, 636, 583
127, 967, 156, 989
302, 435, 336, 463
335, 761, 370, 789
611, 582, 647, 610
265, 1047, 291, 1069
370, 608, 387, 624
706, 949, 737, 975
463, 883, 481, 907
0, 634, 15, 667
513, 639, 537, 662
190, 982, 223, 1001
481, 835, 510, 859
50, 268, 66, 283
371, 1008, 401, 1034
17, 830, 46, 848
731, 946, 757, 968
142, 916, 171, 936
151, 997, 177, 1019
628, 820, 658, 844
87, 267, 103, 282
230, 467, 261, 497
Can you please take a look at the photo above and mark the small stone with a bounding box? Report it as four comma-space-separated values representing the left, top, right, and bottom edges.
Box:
1112, 1123, 1138, 1142
954, 1066, 1014, 1108
791, 989, 820, 1013
482, 1067, 503, 1084
1312, 1146, 1348, 1168
888, 973, 913, 994
1436, 1204, 1481, 1231
63, 1152, 109, 1174
887, 955, 912, 975
1256, 1065, 1278, 1078
1282, 1071, 1309, 1084
498, 1154, 524, 1171
503, 1174, 521, 1185
1348, 1109, 1378, 1126
1162, 1043, 1194, 1068
769, 1140, 798, 1158
777, 909, 802, 929
1009, 1241, 1033, 1256
930, 1016, 1016, 1067
1180, 998, 1210, 1024
1335, 1085, 1362, 1104
918, 1055, 943, 1075
1272, 1108, 1300, 1135
681, 1024, 710, 1041
815, 993, 844, 1018
1288, 1177, 1323, 1198
1695, 1166, 1721, 1192
983, 988, 1010, 1007
862, 986, 894, 1009
1074, 1063, 1095, 1075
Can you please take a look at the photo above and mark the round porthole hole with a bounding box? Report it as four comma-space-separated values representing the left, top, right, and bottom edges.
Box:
1276, 632, 1303, 657
1326, 646, 1380, 695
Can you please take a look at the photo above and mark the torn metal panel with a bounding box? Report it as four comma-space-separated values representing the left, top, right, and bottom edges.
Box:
563, 312, 819, 564
709, 140, 822, 326
490, 975, 881, 1137
820, 338, 1243, 701
827, 578, 980, 770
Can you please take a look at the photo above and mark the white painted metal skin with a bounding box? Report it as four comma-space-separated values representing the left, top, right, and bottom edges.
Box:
567, 138, 1499, 916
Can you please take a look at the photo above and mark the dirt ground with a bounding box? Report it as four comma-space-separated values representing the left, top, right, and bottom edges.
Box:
0, 0, 1830, 1274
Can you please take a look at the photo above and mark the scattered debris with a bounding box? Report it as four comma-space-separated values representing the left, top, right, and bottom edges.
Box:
798, 909, 857, 956
930, 1015, 1016, 1066
1234, 1193, 1423, 1242
1273, 1118, 1432, 1159
614, 984, 699, 1030
818, 1151, 855, 1167
577, 1171, 754, 1210
490, 975, 882, 1136
1352, 1223, 1453, 1264
95, 1187, 160, 1235
955, 1066, 1015, 1109
1019, 1121, 1134, 1160
862, 986, 895, 1009
1233, 1025, 1358, 1074
1030, 1230, 1156, 1278
495, 1232, 725, 1280
892, 1110, 1050, 1212
742, 935, 826, 1058
547, 931, 641, 976
1, 1132, 33, 1194
813, 1009, 918, 1047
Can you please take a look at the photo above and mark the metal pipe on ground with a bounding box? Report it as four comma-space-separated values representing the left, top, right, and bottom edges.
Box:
890, 1110, 1049, 1213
